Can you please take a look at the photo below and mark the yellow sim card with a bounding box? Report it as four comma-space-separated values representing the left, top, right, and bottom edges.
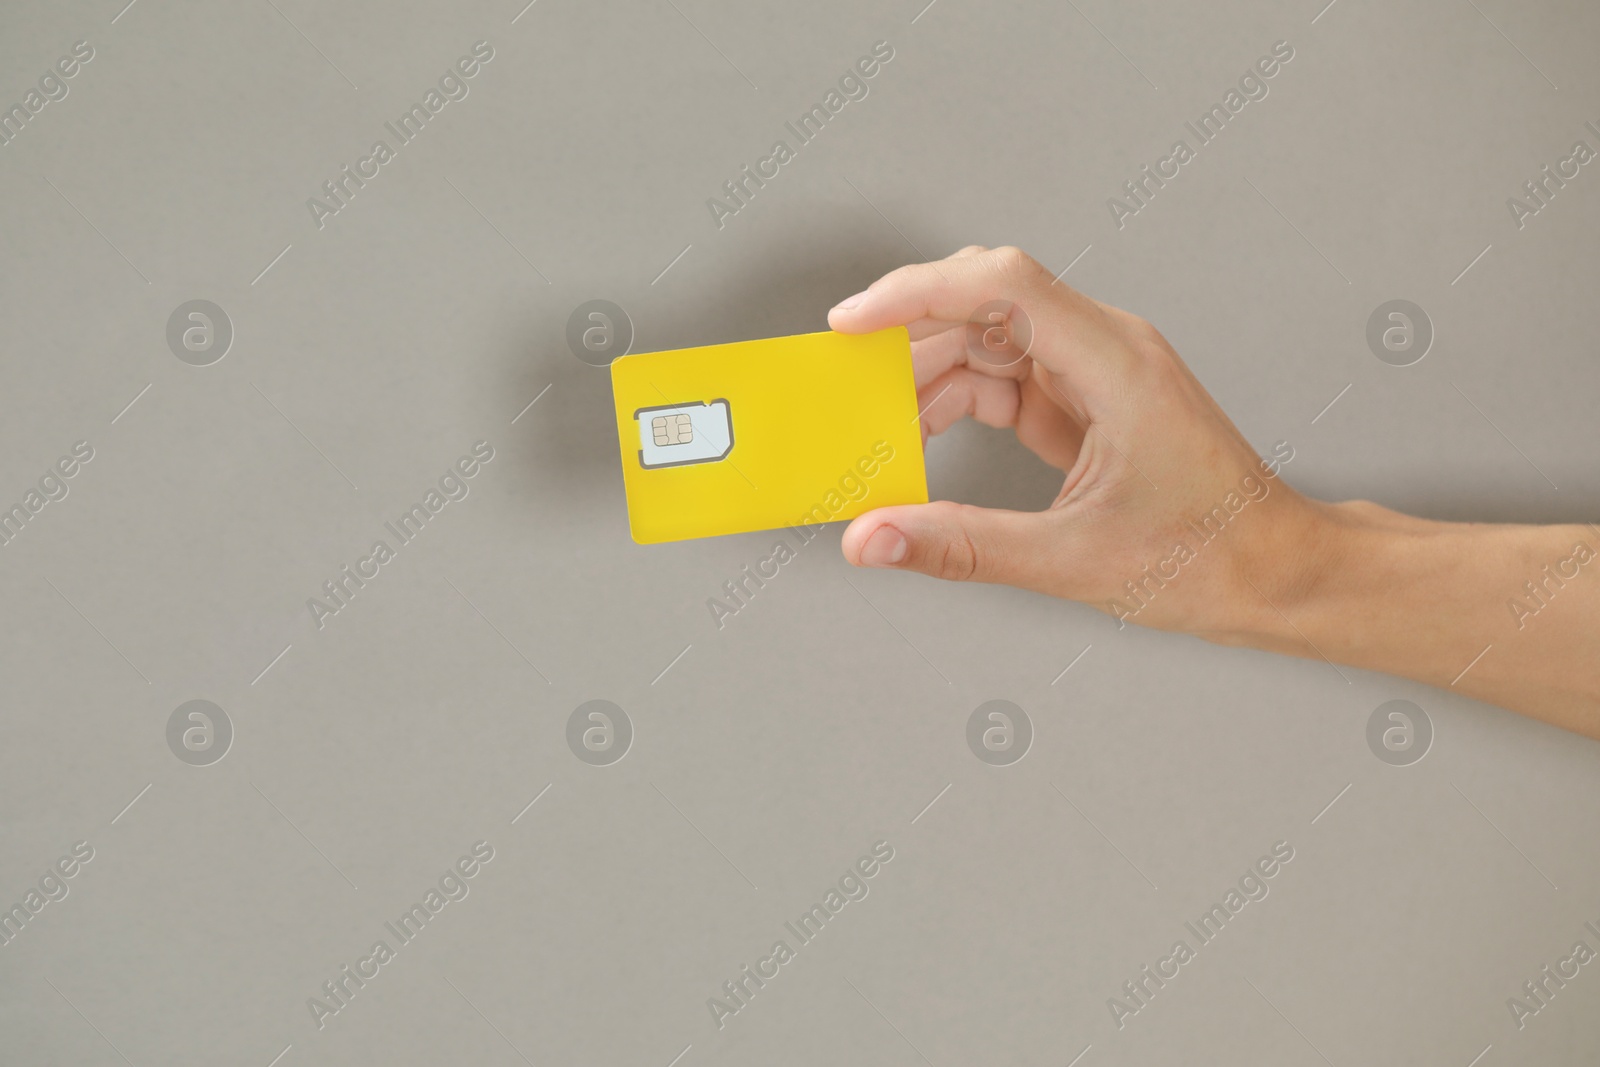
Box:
610, 328, 928, 544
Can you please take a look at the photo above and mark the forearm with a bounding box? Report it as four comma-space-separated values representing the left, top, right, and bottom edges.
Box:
1228, 500, 1600, 739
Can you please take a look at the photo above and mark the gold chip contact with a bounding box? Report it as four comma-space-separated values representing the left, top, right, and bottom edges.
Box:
652, 413, 694, 446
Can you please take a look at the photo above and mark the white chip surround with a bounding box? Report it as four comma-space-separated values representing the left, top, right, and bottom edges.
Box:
636, 400, 733, 468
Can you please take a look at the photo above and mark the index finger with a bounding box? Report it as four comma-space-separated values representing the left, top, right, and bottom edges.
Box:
827, 246, 1133, 388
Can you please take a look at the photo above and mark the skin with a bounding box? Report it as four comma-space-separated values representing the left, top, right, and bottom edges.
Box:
827, 245, 1600, 740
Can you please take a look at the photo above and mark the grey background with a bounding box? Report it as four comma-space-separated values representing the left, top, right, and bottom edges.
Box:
2, 0, 1598, 1064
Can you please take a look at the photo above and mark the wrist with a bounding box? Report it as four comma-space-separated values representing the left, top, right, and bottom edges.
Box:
1231, 498, 1434, 658
1188, 491, 1361, 652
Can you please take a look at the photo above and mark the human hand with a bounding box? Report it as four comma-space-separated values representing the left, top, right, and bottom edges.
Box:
827, 245, 1322, 643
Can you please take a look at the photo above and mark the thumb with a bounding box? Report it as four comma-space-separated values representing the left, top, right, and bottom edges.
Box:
841, 501, 1063, 590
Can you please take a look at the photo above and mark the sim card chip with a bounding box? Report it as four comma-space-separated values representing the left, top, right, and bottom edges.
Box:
652, 413, 693, 446
635, 400, 733, 469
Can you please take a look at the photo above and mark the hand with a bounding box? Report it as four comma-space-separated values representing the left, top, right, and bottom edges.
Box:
828, 246, 1600, 738
827, 245, 1321, 643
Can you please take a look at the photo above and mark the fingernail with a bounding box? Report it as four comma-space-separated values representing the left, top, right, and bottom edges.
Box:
859, 524, 907, 567
832, 290, 869, 312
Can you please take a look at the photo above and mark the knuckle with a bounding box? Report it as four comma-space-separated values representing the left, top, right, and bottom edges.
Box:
937, 536, 980, 582
1116, 310, 1163, 348
931, 506, 982, 581
987, 245, 1048, 286
1113, 313, 1176, 375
